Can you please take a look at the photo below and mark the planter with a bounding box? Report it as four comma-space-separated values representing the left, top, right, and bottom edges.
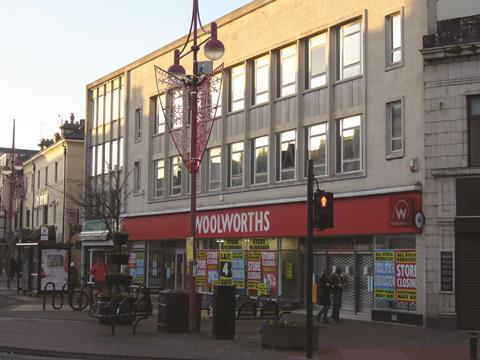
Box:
111, 231, 129, 246
261, 322, 319, 350
110, 254, 130, 266
105, 273, 132, 287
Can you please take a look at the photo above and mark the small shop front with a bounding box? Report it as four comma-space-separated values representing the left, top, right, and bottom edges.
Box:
123, 190, 422, 322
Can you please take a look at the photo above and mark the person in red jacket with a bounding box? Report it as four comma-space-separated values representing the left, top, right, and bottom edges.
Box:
90, 257, 108, 289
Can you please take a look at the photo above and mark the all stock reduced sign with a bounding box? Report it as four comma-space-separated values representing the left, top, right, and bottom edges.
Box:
374, 249, 416, 303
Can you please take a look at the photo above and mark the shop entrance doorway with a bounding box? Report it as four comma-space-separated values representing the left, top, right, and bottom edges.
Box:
312, 252, 373, 315
87, 249, 110, 283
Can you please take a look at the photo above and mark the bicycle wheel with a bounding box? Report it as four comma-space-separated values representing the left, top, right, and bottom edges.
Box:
69, 290, 89, 311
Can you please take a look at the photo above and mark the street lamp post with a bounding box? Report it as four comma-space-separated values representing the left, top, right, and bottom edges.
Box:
2, 119, 24, 289
159, 0, 225, 334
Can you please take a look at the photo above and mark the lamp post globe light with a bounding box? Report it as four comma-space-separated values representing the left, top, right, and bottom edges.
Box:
157, 0, 225, 333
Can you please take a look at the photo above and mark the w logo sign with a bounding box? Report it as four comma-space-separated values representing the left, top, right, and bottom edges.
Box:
390, 197, 414, 227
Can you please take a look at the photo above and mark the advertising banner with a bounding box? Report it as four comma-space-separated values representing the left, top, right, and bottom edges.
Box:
395, 251, 416, 303
220, 250, 233, 285
40, 248, 68, 291
232, 251, 245, 289
247, 252, 261, 293
195, 250, 207, 287
261, 251, 277, 295
373, 250, 395, 300
206, 250, 219, 286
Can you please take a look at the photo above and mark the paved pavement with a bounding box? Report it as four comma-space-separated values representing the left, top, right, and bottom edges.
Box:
0, 284, 475, 360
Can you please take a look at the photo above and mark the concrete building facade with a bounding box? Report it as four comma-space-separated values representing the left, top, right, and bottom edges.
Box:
83, 0, 479, 327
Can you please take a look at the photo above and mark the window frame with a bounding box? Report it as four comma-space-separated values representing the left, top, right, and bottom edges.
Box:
338, 20, 363, 80
279, 44, 297, 97
336, 115, 362, 173
153, 159, 165, 198
230, 64, 245, 112
308, 33, 328, 89
170, 156, 182, 196
133, 161, 141, 193
253, 55, 270, 105
228, 141, 244, 188
154, 94, 166, 134
277, 130, 297, 181
386, 11, 403, 68
468, 95, 480, 167
386, 99, 404, 158
135, 108, 142, 141
208, 147, 222, 191
305, 123, 328, 177
252, 136, 269, 185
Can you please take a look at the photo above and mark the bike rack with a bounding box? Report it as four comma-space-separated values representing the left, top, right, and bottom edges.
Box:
42, 282, 71, 311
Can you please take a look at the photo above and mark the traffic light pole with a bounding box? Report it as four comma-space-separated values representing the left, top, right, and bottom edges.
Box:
306, 159, 314, 359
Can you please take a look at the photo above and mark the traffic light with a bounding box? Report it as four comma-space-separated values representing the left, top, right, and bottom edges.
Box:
313, 190, 334, 230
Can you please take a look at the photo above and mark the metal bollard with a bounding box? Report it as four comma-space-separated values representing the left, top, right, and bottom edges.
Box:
470, 332, 478, 359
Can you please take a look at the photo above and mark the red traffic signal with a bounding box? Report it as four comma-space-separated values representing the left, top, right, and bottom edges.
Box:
313, 190, 334, 230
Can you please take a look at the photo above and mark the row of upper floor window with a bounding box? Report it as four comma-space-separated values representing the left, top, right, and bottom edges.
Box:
137, 12, 403, 139
24, 161, 61, 194
90, 76, 126, 129
131, 98, 406, 198
90, 138, 125, 176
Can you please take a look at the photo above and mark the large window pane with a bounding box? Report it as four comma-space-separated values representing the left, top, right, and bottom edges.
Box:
337, 115, 361, 172
308, 123, 327, 176
105, 88, 112, 124
279, 130, 296, 181
340, 21, 362, 79
156, 95, 166, 134
231, 64, 245, 111
254, 55, 269, 105
253, 136, 268, 184
390, 101, 402, 152
229, 141, 244, 188
111, 139, 118, 170
208, 147, 221, 191
391, 13, 402, 64
280, 45, 296, 97
96, 144, 103, 175
309, 33, 327, 88
112, 87, 120, 121
211, 74, 222, 117
154, 159, 164, 198
171, 157, 182, 195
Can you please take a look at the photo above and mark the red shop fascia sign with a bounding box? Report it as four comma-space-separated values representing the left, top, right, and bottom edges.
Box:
123, 191, 422, 241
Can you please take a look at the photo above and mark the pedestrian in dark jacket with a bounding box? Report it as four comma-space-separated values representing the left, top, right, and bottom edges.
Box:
317, 271, 332, 323
330, 268, 346, 322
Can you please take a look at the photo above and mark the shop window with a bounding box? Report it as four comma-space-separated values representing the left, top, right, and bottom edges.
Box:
228, 141, 244, 188
252, 136, 269, 185
230, 64, 245, 112
373, 236, 416, 312
338, 20, 362, 80
336, 115, 362, 173
386, 12, 403, 66
305, 123, 327, 176
308, 33, 327, 89
153, 159, 164, 198
170, 156, 182, 196
279, 44, 297, 97
468, 95, 480, 166
386, 100, 403, 157
277, 130, 296, 181
253, 55, 269, 105
208, 147, 221, 191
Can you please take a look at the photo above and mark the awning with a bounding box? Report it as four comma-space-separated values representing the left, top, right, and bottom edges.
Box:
79, 230, 113, 247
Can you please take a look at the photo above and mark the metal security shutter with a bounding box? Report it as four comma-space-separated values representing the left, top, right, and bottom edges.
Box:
456, 232, 480, 330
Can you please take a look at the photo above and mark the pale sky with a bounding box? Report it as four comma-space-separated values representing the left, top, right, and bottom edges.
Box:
0, 0, 252, 150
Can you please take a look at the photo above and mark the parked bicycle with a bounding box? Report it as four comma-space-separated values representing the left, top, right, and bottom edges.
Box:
68, 278, 97, 311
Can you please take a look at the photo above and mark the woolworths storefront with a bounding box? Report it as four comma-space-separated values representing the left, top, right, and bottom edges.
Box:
123, 191, 424, 324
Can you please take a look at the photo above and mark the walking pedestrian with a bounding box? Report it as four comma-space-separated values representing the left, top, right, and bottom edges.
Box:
316, 271, 332, 323
90, 257, 108, 290
330, 267, 346, 322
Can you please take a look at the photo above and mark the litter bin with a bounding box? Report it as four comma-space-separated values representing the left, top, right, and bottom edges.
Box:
157, 290, 201, 333
212, 285, 236, 340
